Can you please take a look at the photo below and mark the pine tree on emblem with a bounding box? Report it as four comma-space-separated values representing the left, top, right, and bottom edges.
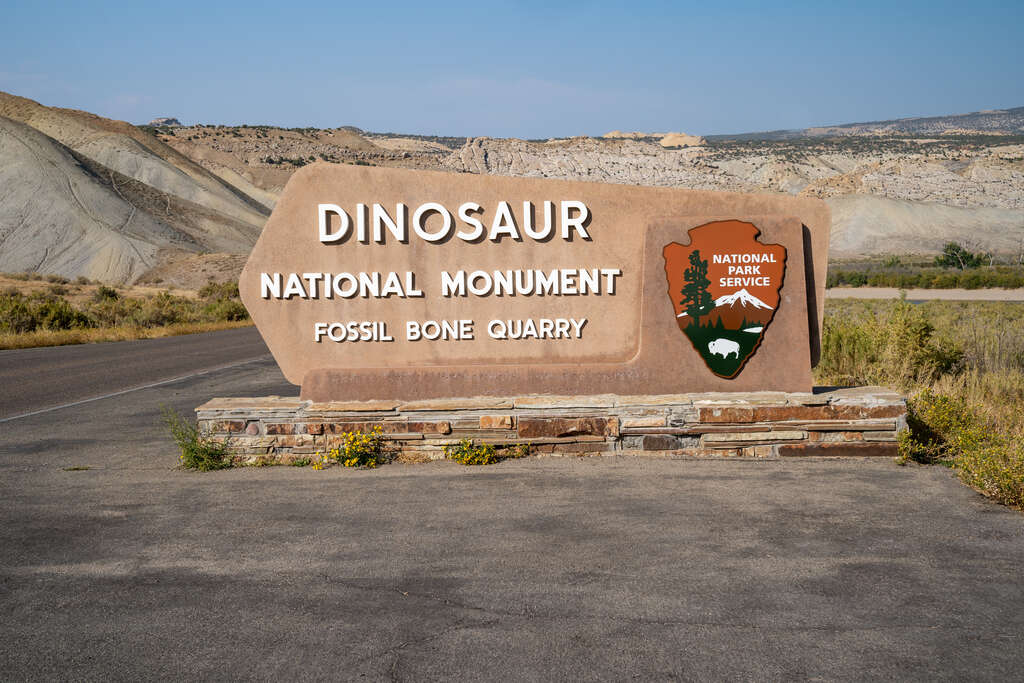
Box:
681, 249, 713, 326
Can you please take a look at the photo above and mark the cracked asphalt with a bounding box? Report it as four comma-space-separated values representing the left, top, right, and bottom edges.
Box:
1, 335, 1023, 680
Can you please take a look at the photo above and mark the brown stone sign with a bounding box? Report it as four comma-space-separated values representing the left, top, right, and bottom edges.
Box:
239, 165, 830, 400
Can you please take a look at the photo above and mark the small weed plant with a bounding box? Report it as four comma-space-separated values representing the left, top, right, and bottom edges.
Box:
445, 439, 530, 466
162, 406, 232, 472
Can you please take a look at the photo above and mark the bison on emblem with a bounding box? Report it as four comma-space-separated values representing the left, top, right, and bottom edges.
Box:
708, 338, 740, 359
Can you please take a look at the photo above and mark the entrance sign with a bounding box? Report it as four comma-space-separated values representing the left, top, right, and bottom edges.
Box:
239, 165, 830, 400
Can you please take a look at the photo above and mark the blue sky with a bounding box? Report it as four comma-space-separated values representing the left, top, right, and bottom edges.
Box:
2, 0, 1021, 138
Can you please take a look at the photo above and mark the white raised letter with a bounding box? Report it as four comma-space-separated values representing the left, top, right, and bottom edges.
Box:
441, 270, 466, 297
561, 200, 590, 240
489, 201, 521, 241
523, 201, 554, 240
457, 202, 485, 241
318, 203, 350, 243
260, 272, 281, 298
413, 202, 453, 242
372, 203, 408, 243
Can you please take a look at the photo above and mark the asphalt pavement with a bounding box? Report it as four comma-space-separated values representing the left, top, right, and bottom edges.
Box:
1, 331, 1022, 680
0, 327, 271, 420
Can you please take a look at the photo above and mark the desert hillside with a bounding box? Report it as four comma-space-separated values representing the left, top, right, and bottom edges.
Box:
155, 124, 463, 208
1, 89, 1022, 283
0, 93, 268, 285
0, 117, 173, 282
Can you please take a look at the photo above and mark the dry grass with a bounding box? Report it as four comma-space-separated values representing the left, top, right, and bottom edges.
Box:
0, 320, 253, 350
817, 298, 1024, 509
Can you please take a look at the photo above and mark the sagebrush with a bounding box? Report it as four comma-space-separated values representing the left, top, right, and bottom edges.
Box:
0, 280, 249, 348
816, 298, 1024, 509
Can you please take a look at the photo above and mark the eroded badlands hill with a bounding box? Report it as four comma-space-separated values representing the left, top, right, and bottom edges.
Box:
0, 117, 182, 282
0, 92, 269, 284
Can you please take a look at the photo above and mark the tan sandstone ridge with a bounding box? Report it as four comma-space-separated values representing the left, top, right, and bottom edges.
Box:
443, 136, 1024, 257
157, 125, 460, 208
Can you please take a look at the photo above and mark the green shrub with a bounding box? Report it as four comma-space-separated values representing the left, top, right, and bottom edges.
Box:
162, 406, 232, 471
86, 298, 128, 327
827, 265, 1024, 290
35, 299, 93, 330
197, 281, 249, 321
0, 293, 94, 333
198, 281, 240, 300
202, 299, 249, 321
884, 301, 964, 382
935, 242, 988, 270
818, 299, 1024, 510
130, 292, 191, 327
0, 294, 36, 333
2, 281, 249, 338
817, 299, 963, 386
93, 285, 120, 302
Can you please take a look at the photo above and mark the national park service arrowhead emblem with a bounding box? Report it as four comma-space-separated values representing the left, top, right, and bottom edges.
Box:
663, 220, 787, 379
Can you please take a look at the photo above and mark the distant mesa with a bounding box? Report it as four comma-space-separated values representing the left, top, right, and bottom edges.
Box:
602, 130, 706, 147
148, 117, 181, 127
657, 132, 706, 148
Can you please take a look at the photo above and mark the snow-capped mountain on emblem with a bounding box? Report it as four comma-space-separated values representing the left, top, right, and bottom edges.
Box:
662, 221, 787, 378
677, 288, 773, 318
712, 288, 772, 310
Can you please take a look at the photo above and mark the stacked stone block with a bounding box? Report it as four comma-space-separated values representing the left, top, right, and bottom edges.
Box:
195, 387, 905, 465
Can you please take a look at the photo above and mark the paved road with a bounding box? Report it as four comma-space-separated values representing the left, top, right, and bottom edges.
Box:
1, 332, 1022, 680
0, 327, 271, 420
827, 287, 1024, 301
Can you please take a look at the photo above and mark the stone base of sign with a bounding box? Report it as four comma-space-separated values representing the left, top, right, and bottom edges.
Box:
195, 387, 906, 465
